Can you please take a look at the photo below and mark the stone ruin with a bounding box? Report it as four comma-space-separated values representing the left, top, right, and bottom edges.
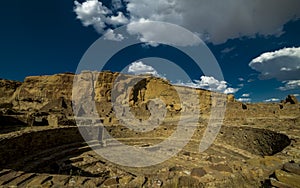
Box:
0, 72, 299, 187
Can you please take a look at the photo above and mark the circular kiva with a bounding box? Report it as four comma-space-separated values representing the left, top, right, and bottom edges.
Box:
0, 126, 291, 187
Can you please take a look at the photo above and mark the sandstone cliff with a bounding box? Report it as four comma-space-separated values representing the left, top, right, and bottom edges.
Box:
0, 72, 299, 129
0, 72, 213, 127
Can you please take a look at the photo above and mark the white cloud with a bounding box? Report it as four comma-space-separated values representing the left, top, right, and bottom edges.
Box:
125, 0, 300, 44
238, 77, 245, 82
126, 0, 182, 24
249, 47, 300, 81
75, 0, 300, 44
127, 62, 238, 94
74, 0, 128, 34
280, 67, 292, 71
242, 93, 250, 97
250, 47, 300, 91
74, 0, 110, 33
224, 88, 239, 95
175, 76, 239, 94
126, 19, 201, 47
127, 61, 165, 78
107, 12, 129, 25
292, 94, 299, 97
221, 47, 236, 54
278, 80, 300, 91
103, 29, 125, 41
264, 98, 280, 102
236, 98, 251, 103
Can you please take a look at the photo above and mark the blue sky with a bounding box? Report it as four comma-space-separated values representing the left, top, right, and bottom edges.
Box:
0, 0, 300, 102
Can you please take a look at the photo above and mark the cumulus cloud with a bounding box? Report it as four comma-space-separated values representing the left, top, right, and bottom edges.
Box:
278, 80, 300, 91
175, 76, 239, 94
249, 47, 300, 91
264, 98, 280, 102
224, 88, 240, 95
125, 0, 183, 24
242, 93, 250, 97
74, 0, 110, 33
103, 29, 124, 41
74, 0, 128, 34
107, 12, 129, 25
125, 0, 300, 44
75, 0, 300, 44
126, 19, 201, 47
127, 61, 165, 78
249, 47, 300, 81
236, 98, 251, 103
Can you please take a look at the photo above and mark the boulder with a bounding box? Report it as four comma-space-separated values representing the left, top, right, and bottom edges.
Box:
209, 164, 232, 173
227, 94, 235, 102
283, 162, 300, 176
191, 168, 207, 178
178, 176, 203, 187
270, 178, 293, 188
275, 169, 300, 188
103, 177, 119, 186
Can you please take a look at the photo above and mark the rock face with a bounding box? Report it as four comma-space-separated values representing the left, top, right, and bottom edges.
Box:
0, 72, 216, 128
1, 72, 299, 129
0, 73, 76, 130
13, 73, 74, 112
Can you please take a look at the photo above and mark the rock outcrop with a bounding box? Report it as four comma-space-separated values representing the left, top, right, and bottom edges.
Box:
0, 72, 217, 128
281, 94, 299, 104
0, 71, 299, 129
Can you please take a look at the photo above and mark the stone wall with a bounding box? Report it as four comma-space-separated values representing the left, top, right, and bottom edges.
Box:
0, 72, 299, 128
0, 79, 21, 105
0, 127, 84, 168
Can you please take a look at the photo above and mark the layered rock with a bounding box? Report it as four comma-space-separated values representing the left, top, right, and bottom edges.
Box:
0, 72, 216, 127
0, 72, 299, 129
